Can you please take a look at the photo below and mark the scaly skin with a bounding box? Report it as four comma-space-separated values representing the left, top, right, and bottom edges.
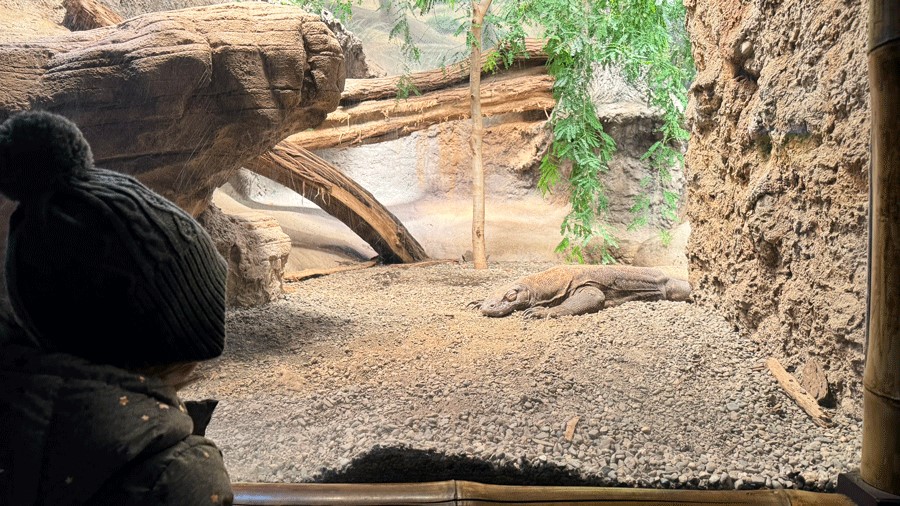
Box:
476, 265, 691, 318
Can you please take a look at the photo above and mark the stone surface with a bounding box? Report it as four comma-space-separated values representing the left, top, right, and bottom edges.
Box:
684, 0, 868, 414
0, 3, 345, 214
198, 204, 292, 308
633, 222, 690, 280
184, 261, 863, 489
800, 357, 832, 407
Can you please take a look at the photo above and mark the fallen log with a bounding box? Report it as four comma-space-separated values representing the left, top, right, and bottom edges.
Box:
289, 68, 555, 150
766, 357, 833, 428
340, 38, 548, 104
0, 3, 345, 215
244, 142, 429, 264
284, 260, 380, 283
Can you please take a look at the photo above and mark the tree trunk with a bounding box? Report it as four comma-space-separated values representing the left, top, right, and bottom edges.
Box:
62, 0, 122, 31
470, 0, 492, 270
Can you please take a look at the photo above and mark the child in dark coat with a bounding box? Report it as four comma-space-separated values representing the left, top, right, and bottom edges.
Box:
0, 111, 233, 505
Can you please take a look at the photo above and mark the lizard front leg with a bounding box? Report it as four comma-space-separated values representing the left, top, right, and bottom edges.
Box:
524, 286, 606, 318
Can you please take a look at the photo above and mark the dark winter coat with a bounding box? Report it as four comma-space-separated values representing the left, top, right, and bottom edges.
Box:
0, 331, 233, 505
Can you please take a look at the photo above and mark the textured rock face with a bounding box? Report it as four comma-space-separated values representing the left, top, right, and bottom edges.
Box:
0, 2, 345, 313
684, 0, 869, 410
0, 3, 345, 215
199, 204, 292, 308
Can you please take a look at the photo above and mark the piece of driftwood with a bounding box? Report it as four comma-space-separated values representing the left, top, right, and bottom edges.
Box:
564, 416, 580, 442
244, 143, 428, 264
288, 69, 555, 150
388, 259, 459, 269
232, 480, 854, 505
284, 260, 380, 283
340, 38, 548, 104
766, 358, 833, 428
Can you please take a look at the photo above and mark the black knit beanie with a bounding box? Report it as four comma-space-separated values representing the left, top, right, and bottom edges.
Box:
0, 111, 227, 369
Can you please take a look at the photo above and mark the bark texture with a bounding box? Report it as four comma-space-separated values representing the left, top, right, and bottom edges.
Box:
684, 0, 869, 411
289, 69, 555, 150
62, 0, 122, 31
0, 3, 346, 215
244, 142, 429, 264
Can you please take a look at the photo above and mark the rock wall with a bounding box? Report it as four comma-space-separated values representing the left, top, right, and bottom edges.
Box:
684, 0, 869, 412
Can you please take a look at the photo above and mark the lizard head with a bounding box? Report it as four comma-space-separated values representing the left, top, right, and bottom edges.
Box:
480, 283, 532, 317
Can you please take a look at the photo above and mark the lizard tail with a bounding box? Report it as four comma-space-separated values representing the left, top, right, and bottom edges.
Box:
665, 278, 692, 302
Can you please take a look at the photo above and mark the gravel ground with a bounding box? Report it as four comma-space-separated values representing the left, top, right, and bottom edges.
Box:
184, 261, 863, 491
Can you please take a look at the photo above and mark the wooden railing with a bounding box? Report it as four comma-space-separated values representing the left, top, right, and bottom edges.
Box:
232, 480, 854, 506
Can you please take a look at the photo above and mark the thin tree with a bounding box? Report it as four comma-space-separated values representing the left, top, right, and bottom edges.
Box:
469, 0, 491, 269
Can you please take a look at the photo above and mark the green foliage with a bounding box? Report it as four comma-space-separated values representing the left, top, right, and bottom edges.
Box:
379, 0, 693, 263
395, 73, 422, 99
504, 0, 694, 262
660, 228, 673, 247
278, 0, 358, 22
425, 9, 466, 34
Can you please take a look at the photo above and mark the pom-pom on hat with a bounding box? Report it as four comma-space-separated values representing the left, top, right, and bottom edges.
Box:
0, 111, 227, 369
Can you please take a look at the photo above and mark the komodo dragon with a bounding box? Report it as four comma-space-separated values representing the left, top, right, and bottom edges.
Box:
472, 265, 691, 318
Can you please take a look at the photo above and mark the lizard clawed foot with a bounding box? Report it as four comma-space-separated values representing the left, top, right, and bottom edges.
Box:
523, 307, 551, 319
466, 300, 484, 310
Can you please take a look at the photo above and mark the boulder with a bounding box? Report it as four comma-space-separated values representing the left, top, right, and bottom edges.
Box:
198, 204, 292, 308
320, 8, 386, 79
633, 221, 691, 278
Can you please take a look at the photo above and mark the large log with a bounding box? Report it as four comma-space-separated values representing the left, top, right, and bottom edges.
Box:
289, 68, 555, 150
340, 38, 548, 104
0, 3, 345, 215
243, 142, 429, 264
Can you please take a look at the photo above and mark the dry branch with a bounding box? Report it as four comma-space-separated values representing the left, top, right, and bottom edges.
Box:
284, 260, 379, 282
766, 358, 833, 428
564, 416, 580, 442
340, 38, 548, 104
289, 69, 555, 150
244, 142, 428, 264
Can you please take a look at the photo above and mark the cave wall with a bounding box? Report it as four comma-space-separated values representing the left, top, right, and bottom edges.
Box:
684, 0, 869, 411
